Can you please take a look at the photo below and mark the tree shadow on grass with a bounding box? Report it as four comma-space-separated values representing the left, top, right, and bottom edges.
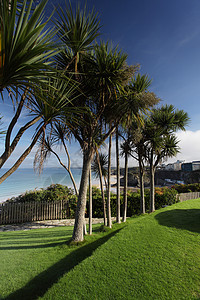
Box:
4, 228, 123, 300
155, 209, 200, 233
0, 229, 73, 250
0, 240, 70, 250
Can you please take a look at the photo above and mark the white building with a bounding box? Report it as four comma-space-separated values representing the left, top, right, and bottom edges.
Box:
164, 160, 184, 171
192, 161, 200, 171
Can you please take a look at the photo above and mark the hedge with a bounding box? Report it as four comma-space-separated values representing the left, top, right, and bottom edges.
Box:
8, 184, 179, 218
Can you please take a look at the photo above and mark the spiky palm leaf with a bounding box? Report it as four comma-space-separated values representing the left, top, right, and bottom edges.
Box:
91, 152, 108, 178
0, 0, 57, 95
160, 134, 180, 159
151, 104, 190, 133
87, 42, 135, 101
55, 2, 100, 72
120, 73, 160, 129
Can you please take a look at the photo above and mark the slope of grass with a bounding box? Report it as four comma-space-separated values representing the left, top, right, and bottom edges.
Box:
1, 199, 200, 300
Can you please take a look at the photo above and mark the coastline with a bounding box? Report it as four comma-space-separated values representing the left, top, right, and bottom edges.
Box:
0, 168, 83, 203
0, 170, 138, 204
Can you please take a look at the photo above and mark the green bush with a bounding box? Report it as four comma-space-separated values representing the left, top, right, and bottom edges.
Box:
9, 184, 78, 218
10, 184, 75, 203
85, 187, 121, 218
8, 184, 180, 219
172, 183, 200, 193
154, 187, 178, 209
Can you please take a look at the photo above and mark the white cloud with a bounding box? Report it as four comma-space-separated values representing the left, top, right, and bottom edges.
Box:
169, 130, 200, 163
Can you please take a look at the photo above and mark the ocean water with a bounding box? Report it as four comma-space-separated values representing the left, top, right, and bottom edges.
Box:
0, 168, 98, 203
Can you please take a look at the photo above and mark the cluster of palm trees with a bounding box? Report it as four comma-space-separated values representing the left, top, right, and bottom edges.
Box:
0, 0, 189, 242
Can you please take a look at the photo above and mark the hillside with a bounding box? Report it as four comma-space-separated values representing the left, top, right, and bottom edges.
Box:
1, 199, 200, 299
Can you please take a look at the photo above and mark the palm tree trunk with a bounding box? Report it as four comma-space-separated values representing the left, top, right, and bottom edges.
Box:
96, 151, 106, 225
116, 127, 121, 223
139, 156, 145, 214
68, 169, 79, 196
0, 126, 44, 184
149, 151, 155, 213
72, 149, 93, 242
89, 166, 92, 235
122, 151, 128, 222
0, 116, 41, 169
50, 149, 79, 196
107, 134, 112, 228
62, 141, 79, 196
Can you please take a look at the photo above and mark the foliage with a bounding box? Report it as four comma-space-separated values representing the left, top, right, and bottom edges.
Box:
85, 186, 179, 218
91, 153, 108, 179
8, 184, 78, 218
8, 184, 180, 218
0, 0, 56, 94
172, 183, 200, 193
154, 187, 178, 208
85, 187, 120, 218
9, 184, 76, 202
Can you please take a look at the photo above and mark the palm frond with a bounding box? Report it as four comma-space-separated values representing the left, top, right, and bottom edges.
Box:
0, 0, 58, 95
92, 152, 108, 178
55, 1, 100, 55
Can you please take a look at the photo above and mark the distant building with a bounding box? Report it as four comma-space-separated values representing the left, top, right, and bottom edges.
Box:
162, 160, 200, 172
192, 161, 200, 171
164, 160, 184, 171
181, 163, 192, 172
181, 161, 200, 171
173, 160, 184, 171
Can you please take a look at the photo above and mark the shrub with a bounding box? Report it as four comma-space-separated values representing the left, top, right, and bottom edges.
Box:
9, 184, 75, 203
154, 187, 178, 209
172, 183, 200, 193
8, 184, 180, 219
8, 184, 78, 218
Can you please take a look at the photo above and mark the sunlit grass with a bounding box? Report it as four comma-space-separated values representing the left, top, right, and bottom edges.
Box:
1, 199, 200, 299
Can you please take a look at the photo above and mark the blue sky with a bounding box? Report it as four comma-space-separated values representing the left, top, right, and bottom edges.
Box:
1, 0, 200, 169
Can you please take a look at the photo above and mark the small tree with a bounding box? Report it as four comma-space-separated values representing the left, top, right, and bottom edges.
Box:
34, 122, 78, 196
144, 105, 189, 212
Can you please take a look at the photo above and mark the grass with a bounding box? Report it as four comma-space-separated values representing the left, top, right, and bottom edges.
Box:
0, 199, 200, 299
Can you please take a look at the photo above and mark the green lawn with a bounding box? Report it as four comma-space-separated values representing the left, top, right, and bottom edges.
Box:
1, 199, 200, 300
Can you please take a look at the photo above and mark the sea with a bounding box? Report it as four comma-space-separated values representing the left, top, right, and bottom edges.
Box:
0, 167, 99, 203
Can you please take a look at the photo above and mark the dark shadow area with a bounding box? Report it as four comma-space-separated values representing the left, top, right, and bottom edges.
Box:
4, 228, 122, 300
155, 209, 200, 233
0, 240, 69, 250
0, 228, 73, 239
0, 228, 73, 250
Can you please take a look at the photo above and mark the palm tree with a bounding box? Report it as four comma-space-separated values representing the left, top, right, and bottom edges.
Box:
93, 44, 137, 227
118, 74, 160, 220
131, 126, 147, 214
115, 126, 121, 223
54, 1, 135, 241
144, 105, 189, 212
120, 134, 133, 222
106, 134, 112, 227
0, 114, 5, 137
91, 152, 108, 225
